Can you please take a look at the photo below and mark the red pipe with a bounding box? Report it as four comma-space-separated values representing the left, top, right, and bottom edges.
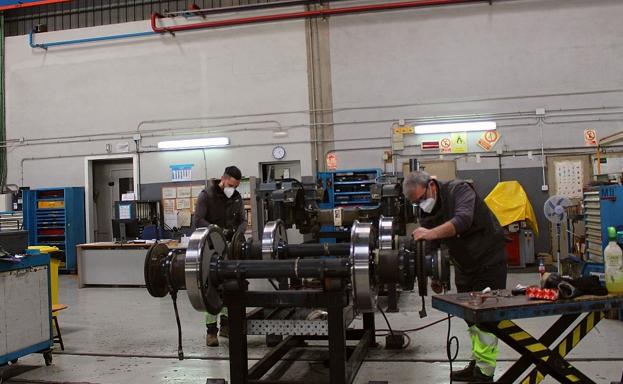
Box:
152, 0, 489, 33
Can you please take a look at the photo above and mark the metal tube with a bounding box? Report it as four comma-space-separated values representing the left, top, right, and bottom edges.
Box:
151, 0, 490, 33
281, 243, 351, 258
216, 258, 351, 279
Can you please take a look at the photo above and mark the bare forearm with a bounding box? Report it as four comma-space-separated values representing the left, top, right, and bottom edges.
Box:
430, 220, 457, 240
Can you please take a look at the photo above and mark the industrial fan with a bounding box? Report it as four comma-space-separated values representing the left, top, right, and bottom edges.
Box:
543, 195, 572, 273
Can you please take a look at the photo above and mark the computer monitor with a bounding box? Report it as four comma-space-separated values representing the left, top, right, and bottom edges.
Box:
112, 219, 141, 242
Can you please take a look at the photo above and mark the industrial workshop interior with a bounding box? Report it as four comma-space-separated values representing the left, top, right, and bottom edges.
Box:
2, 0, 623, 384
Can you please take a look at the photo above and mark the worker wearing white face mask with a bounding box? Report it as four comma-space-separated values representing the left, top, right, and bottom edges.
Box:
193, 165, 247, 347
403, 171, 507, 383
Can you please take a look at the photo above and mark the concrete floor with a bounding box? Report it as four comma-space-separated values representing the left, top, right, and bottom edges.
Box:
1, 272, 622, 384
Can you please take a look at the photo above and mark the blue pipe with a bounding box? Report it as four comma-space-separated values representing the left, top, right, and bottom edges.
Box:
29, 29, 157, 49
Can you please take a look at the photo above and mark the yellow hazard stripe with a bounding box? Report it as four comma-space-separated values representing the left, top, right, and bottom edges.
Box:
498, 320, 515, 329
558, 340, 567, 356
572, 326, 581, 347
511, 331, 531, 341
526, 343, 547, 353
567, 374, 580, 382
586, 312, 594, 330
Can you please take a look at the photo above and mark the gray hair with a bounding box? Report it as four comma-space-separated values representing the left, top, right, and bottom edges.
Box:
403, 171, 431, 196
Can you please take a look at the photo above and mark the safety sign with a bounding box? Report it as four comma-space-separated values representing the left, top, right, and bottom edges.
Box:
584, 129, 597, 146
477, 130, 501, 151
326, 153, 338, 170
440, 137, 452, 153
451, 133, 468, 153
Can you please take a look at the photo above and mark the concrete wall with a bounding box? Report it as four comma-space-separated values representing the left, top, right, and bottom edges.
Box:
5, 0, 623, 254
5, 18, 312, 188
329, 0, 623, 170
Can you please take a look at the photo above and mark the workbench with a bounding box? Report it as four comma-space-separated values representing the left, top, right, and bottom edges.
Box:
0, 254, 54, 367
77, 241, 181, 287
432, 292, 623, 384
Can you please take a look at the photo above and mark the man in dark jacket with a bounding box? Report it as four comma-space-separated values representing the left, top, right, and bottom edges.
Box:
193, 165, 247, 347
404, 171, 507, 383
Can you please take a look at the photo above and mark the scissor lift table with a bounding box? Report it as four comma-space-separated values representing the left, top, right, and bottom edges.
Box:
432, 292, 623, 384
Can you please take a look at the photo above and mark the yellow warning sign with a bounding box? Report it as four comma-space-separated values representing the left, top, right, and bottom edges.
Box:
477, 130, 500, 151
451, 132, 468, 153
393, 125, 415, 135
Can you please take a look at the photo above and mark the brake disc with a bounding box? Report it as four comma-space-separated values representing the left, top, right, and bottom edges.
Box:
144, 242, 170, 298
262, 220, 287, 259
351, 220, 377, 313
378, 216, 394, 251
185, 225, 228, 314
229, 229, 246, 260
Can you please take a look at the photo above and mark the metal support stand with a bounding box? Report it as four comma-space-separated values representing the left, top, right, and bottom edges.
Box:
216, 288, 374, 384
386, 284, 399, 313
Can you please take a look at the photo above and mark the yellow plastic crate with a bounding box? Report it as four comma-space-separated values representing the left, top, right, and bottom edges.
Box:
38, 200, 65, 209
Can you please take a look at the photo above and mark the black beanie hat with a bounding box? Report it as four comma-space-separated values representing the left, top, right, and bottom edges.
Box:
224, 166, 242, 181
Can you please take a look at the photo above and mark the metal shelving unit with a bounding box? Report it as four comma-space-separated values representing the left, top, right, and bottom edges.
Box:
24, 187, 86, 272
317, 169, 381, 242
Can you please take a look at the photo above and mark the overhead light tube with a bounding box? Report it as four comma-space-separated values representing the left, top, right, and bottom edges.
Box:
414, 121, 496, 134
158, 137, 230, 150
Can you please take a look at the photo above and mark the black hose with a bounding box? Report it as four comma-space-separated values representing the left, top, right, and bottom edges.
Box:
377, 304, 394, 335
446, 314, 459, 384
171, 291, 184, 360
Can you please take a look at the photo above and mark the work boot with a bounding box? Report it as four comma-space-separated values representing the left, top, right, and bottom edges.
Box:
206, 325, 219, 347
468, 367, 494, 383
451, 360, 476, 381
219, 316, 229, 338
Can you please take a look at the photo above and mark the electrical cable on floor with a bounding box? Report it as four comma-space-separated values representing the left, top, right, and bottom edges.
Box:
376, 305, 453, 349
446, 314, 459, 384
377, 304, 394, 335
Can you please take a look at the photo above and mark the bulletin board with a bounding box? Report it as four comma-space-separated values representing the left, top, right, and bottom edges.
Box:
161, 184, 204, 229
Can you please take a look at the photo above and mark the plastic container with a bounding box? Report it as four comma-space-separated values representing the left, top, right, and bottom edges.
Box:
27, 246, 61, 304
604, 227, 623, 293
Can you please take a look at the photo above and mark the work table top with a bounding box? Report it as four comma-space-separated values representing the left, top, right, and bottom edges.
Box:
432, 290, 623, 323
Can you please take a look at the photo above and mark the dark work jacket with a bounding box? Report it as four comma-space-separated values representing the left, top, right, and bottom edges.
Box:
192, 180, 247, 234
421, 180, 506, 274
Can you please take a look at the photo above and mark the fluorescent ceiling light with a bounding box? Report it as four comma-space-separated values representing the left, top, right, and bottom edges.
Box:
158, 137, 229, 150
414, 121, 496, 134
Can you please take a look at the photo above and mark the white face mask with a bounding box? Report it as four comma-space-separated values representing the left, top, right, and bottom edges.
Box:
419, 197, 436, 213
224, 187, 236, 199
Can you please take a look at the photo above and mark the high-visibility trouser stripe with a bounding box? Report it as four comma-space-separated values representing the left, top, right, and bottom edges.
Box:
523, 312, 604, 384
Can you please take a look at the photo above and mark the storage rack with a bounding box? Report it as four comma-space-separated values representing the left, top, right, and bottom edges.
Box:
24, 187, 86, 272
317, 169, 382, 242
582, 185, 623, 282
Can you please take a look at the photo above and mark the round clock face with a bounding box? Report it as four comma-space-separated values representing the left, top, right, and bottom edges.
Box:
272, 146, 286, 160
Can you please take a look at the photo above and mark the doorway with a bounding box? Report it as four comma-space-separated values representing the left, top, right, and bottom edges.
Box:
260, 161, 302, 182
84, 155, 139, 243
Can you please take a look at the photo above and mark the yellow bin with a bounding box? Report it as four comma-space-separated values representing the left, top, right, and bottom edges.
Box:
28, 246, 61, 305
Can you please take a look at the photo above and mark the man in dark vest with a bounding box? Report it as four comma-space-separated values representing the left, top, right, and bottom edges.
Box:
193, 165, 247, 347
404, 171, 507, 383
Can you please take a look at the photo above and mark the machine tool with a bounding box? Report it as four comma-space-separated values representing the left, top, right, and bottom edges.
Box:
144, 217, 450, 384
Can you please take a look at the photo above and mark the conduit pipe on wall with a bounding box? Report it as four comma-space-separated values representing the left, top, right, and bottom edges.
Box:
29, 29, 156, 49
151, 0, 491, 33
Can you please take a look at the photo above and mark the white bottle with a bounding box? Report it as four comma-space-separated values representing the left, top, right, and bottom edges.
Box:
604, 227, 623, 293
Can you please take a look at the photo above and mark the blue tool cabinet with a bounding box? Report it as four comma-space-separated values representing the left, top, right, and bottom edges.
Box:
316, 169, 381, 242
0, 254, 54, 366
24, 187, 86, 272
582, 185, 623, 284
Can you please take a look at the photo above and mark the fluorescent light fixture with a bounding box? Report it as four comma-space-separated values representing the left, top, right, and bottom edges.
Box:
158, 137, 229, 150
414, 121, 496, 135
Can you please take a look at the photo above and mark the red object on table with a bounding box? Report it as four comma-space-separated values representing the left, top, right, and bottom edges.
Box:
526, 286, 559, 301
